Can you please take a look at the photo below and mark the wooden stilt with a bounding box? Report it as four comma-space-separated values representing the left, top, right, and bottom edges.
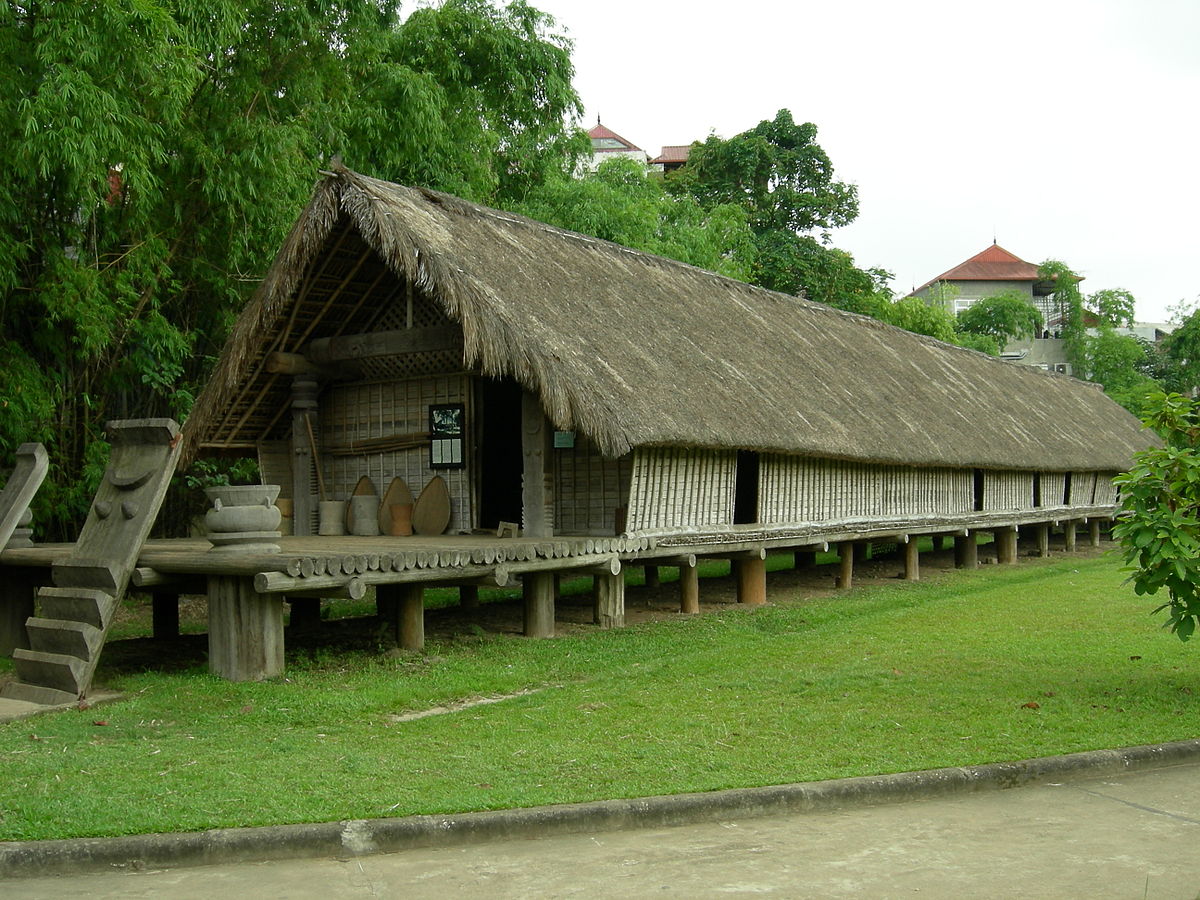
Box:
399, 584, 424, 651
736, 557, 767, 606
523, 572, 554, 637
838, 542, 855, 589
903, 539, 920, 581
679, 560, 699, 614
644, 565, 660, 588
1037, 523, 1050, 558
1089, 519, 1101, 547
996, 527, 1018, 564
459, 585, 479, 610
0, 567, 37, 656
208, 575, 284, 682
151, 591, 180, 639
1064, 519, 1077, 552
595, 571, 625, 628
955, 532, 978, 569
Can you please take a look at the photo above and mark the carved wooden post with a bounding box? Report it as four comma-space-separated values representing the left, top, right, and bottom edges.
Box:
595, 571, 625, 628
523, 572, 554, 637
521, 391, 552, 538
208, 575, 284, 681
679, 559, 700, 614
838, 542, 855, 589
291, 376, 320, 536
903, 539, 920, 581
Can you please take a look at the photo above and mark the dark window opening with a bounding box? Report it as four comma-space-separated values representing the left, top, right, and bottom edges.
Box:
734, 451, 760, 525
1063, 472, 1073, 506
1033, 472, 1042, 508
478, 378, 523, 529
973, 469, 985, 512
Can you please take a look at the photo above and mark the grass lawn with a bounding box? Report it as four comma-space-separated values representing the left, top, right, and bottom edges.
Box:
0, 548, 1194, 842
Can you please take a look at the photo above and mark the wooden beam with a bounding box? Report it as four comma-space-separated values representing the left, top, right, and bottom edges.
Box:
265, 352, 347, 380
306, 326, 460, 364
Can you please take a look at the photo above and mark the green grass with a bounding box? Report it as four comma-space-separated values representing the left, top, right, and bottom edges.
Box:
0, 551, 1193, 842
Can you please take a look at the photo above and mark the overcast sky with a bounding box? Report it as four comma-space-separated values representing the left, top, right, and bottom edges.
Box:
527, 0, 1199, 322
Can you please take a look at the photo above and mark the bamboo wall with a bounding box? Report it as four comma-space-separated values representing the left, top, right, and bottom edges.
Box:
625, 448, 736, 532
321, 374, 471, 531
758, 455, 973, 523
553, 435, 631, 535
1069, 470, 1099, 506
1093, 472, 1119, 506
1041, 472, 1068, 507
982, 470, 1035, 511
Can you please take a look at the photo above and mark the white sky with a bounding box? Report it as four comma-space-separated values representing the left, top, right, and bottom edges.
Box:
528, 0, 1199, 322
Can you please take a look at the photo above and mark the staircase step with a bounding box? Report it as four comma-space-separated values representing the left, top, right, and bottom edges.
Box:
36, 587, 115, 629
26, 618, 102, 661
11, 649, 84, 695
0, 681, 79, 707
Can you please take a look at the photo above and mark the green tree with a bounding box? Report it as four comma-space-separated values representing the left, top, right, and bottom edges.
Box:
955, 290, 1043, 346
1113, 392, 1200, 640
515, 157, 755, 280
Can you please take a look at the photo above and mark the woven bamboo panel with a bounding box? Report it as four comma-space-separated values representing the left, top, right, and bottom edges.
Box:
1093, 472, 1119, 505
1040, 472, 1067, 506
256, 441, 293, 501
1069, 470, 1099, 506
320, 374, 470, 531
982, 470, 1034, 511
357, 281, 464, 379
626, 447, 735, 532
758, 455, 972, 523
553, 435, 632, 535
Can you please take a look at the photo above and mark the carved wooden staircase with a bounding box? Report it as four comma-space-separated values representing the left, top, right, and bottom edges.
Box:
2, 420, 181, 706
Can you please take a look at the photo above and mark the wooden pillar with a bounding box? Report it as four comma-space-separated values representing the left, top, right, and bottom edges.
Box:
400, 584, 424, 651
0, 567, 37, 656
996, 527, 1018, 564
838, 542, 855, 589
903, 539, 920, 581
208, 575, 284, 682
644, 565, 661, 588
793, 550, 817, 570
1089, 519, 1101, 547
955, 533, 978, 569
287, 597, 321, 631
735, 557, 767, 606
679, 560, 699, 614
151, 591, 180, 639
1064, 519, 1078, 552
523, 572, 555, 637
595, 571, 625, 628
290, 375, 320, 537
521, 391, 552, 539
459, 585, 479, 610
1036, 523, 1051, 558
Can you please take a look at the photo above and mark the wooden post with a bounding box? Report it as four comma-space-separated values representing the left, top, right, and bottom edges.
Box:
400, 584, 424, 651
736, 557, 767, 606
521, 391, 552, 538
287, 597, 321, 631
1089, 519, 1101, 548
0, 567, 37, 656
290, 376, 320, 536
595, 571, 625, 628
1064, 519, 1078, 552
644, 565, 660, 588
1037, 523, 1050, 558
679, 559, 699, 614
523, 572, 554, 637
903, 539, 920, 581
996, 527, 1018, 564
838, 542, 855, 590
459, 585, 480, 610
208, 575, 284, 682
955, 533, 978, 569
793, 550, 817, 570
151, 591, 180, 639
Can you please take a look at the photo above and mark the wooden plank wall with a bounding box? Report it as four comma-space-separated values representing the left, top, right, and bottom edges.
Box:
982, 470, 1035, 511
322, 374, 471, 531
626, 448, 736, 532
554, 436, 632, 535
758, 456, 973, 523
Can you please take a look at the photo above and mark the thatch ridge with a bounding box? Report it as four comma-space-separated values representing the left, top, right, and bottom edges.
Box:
183, 166, 1153, 471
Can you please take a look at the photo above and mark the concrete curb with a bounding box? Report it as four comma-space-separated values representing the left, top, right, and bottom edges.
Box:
3, 738, 1199, 878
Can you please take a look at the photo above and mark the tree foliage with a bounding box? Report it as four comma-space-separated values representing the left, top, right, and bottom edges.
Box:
956, 290, 1043, 345
1113, 392, 1200, 641
1, 0, 582, 537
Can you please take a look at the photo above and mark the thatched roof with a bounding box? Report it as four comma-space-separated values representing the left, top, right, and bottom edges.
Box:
184, 166, 1153, 471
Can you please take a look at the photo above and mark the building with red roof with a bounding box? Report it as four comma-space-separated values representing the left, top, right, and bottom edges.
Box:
583, 120, 648, 172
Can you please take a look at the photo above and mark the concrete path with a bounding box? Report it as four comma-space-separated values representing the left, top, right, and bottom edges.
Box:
6, 762, 1199, 899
